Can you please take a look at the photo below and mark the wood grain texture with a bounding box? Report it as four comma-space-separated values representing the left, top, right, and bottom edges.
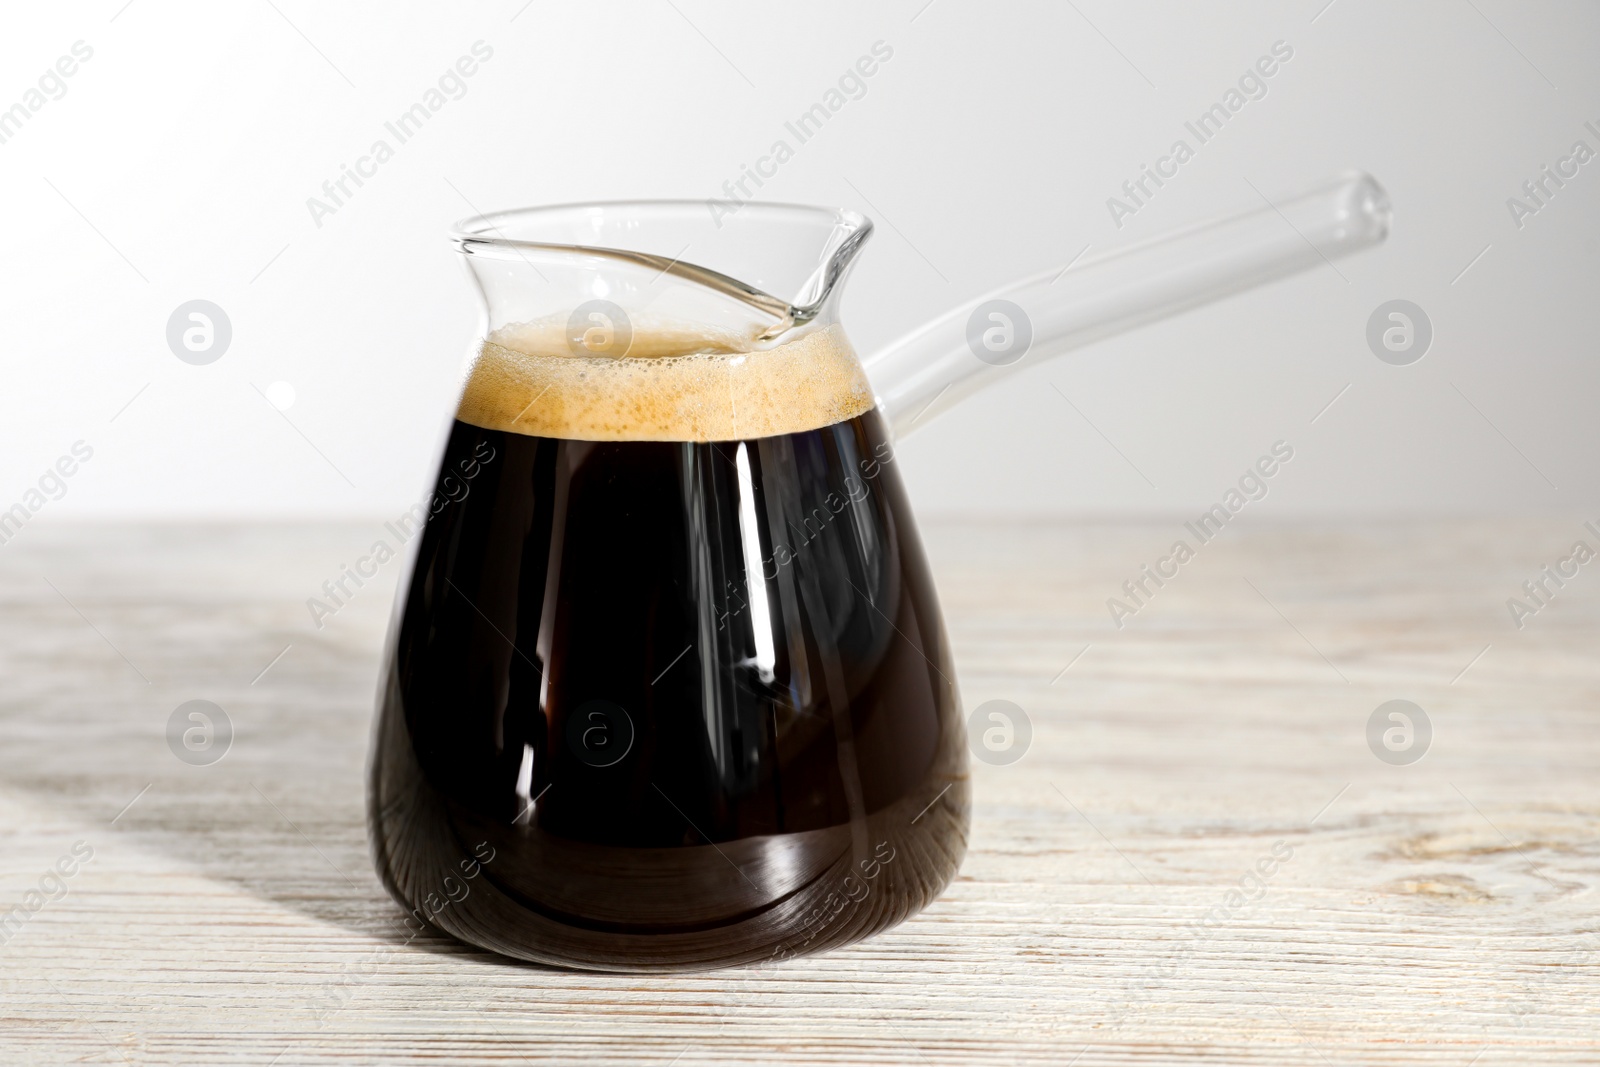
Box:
1, 518, 1596, 1066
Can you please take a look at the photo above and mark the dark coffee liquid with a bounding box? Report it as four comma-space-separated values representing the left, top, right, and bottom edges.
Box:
369, 408, 967, 971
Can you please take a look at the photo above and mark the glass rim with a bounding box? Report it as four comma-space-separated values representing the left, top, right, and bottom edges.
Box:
450, 198, 870, 253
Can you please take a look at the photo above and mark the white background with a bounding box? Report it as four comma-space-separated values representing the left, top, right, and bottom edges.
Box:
2, 0, 1596, 520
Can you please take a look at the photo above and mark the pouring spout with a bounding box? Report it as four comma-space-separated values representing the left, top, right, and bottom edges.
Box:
865, 172, 1391, 437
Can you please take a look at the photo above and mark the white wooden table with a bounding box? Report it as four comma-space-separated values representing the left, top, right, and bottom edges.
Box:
2, 519, 1596, 1065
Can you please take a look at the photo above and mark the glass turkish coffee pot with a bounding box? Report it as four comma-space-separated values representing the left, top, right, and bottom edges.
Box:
368, 175, 1390, 971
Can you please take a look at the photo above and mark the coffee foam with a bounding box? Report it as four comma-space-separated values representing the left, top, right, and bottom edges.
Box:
455, 317, 877, 442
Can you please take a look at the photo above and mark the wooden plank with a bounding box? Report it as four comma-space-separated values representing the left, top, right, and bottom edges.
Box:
1, 519, 1596, 1065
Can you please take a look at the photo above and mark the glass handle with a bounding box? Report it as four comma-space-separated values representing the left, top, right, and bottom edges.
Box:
865, 172, 1391, 437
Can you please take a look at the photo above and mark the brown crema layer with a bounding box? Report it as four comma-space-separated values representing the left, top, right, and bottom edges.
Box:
456, 319, 876, 442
